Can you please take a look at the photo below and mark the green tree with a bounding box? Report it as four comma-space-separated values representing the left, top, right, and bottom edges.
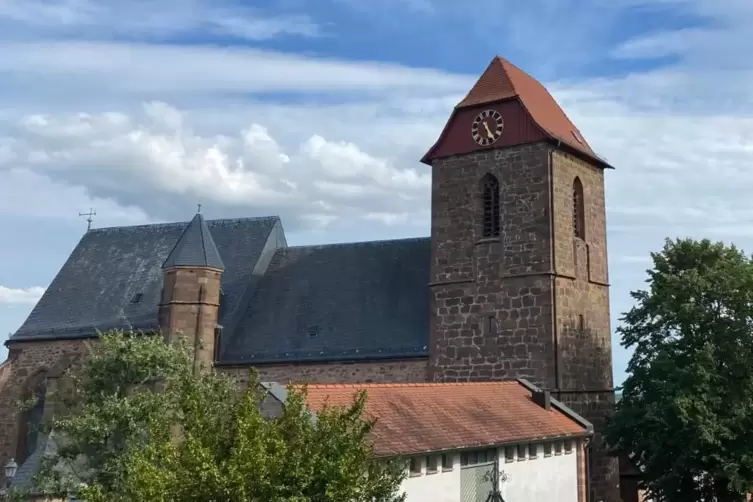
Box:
25, 332, 406, 502
607, 238, 753, 502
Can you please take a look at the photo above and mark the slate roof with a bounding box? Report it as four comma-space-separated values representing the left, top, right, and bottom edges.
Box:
9, 216, 431, 366
301, 381, 592, 457
10, 432, 57, 489
9, 217, 280, 342
162, 213, 225, 270
11, 432, 84, 493
221, 238, 430, 364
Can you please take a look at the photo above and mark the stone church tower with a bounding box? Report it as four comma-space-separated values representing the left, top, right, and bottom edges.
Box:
423, 57, 620, 502
158, 212, 225, 369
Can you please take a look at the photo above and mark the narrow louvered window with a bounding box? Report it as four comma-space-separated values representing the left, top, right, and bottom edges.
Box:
481, 174, 500, 238
213, 326, 222, 362
573, 177, 585, 239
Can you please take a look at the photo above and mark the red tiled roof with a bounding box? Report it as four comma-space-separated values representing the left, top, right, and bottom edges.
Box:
303, 381, 588, 457
457, 56, 602, 163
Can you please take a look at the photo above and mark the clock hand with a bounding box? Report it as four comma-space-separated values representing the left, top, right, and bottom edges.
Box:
483, 121, 494, 138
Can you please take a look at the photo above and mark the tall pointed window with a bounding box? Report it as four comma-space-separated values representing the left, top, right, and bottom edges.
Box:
214, 289, 225, 362
573, 177, 585, 239
16, 373, 47, 464
481, 174, 500, 238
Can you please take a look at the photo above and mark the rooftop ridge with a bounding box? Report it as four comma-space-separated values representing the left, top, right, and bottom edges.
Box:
285, 236, 430, 251
198, 215, 209, 266
87, 215, 280, 235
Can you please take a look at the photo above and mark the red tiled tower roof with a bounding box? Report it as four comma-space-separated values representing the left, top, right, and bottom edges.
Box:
422, 56, 611, 168
458, 56, 597, 158
303, 381, 589, 457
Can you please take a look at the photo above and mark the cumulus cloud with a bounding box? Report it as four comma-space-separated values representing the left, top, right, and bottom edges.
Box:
0, 286, 45, 305
0, 102, 432, 229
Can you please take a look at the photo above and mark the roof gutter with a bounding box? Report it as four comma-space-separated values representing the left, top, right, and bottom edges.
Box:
370, 430, 592, 460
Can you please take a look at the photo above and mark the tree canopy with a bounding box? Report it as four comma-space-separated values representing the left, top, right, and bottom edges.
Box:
21, 332, 406, 502
607, 238, 753, 502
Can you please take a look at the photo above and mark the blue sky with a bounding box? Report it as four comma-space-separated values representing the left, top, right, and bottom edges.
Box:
1, 0, 753, 387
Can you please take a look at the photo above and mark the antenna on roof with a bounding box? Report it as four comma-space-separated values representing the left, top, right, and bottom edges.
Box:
78, 208, 96, 232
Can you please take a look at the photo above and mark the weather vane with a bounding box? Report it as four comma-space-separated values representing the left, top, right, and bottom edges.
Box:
78, 208, 96, 231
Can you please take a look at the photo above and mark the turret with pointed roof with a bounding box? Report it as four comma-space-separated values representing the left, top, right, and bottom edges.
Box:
162, 213, 225, 271
159, 212, 224, 369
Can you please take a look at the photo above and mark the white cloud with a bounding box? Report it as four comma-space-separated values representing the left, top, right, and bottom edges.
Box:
0, 41, 472, 97
612, 0, 753, 72
0, 0, 320, 41
0, 286, 45, 305
0, 102, 432, 229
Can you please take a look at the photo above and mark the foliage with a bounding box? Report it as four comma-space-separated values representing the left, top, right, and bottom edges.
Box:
607, 238, 753, 502
23, 332, 407, 502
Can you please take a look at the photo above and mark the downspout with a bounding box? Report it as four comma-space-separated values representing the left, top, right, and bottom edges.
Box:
549, 140, 562, 393
584, 436, 593, 502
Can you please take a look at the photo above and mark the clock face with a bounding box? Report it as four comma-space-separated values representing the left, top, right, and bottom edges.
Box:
471, 109, 504, 146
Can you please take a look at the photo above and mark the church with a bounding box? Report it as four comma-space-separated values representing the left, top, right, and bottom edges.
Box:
0, 56, 623, 502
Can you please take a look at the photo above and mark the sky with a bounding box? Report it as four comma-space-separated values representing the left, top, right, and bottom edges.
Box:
1, 0, 752, 387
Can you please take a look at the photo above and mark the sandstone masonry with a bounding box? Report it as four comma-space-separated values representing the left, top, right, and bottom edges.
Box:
427, 143, 619, 502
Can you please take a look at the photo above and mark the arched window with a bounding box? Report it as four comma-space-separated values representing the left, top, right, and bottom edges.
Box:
481, 174, 500, 238
16, 373, 47, 464
573, 177, 585, 240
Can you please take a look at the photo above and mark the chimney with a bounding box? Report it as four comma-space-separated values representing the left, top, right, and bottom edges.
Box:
532, 389, 551, 410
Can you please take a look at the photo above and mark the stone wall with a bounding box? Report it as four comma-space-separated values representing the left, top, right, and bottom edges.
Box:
428, 143, 556, 388
427, 143, 620, 502
221, 358, 429, 386
0, 339, 88, 484
552, 149, 619, 502
159, 266, 222, 367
